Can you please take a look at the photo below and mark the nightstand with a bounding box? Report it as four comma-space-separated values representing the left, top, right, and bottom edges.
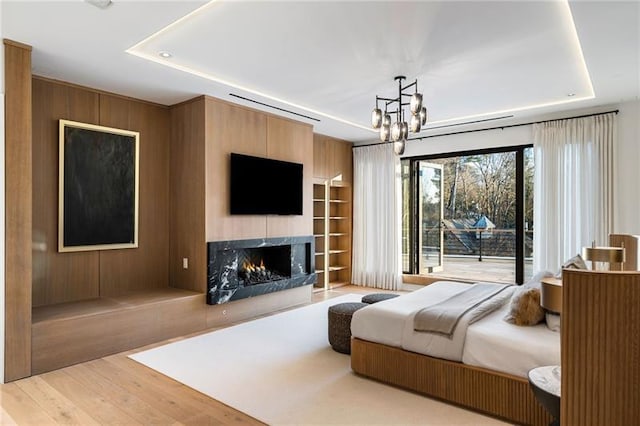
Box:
540, 277, 562, 314
528, 365, 561, 426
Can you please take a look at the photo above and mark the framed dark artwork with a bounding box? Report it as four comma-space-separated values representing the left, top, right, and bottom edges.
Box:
58, 119, 140, 252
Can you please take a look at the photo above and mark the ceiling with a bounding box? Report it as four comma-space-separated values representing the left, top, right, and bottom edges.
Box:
3, 1, 638, 142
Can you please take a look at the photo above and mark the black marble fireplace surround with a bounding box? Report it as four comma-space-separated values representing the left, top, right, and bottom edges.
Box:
207, 236, 316, 305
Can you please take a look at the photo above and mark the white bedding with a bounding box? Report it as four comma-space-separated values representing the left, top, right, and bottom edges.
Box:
462, 302, 561, 377
402, 284, 514, 362
351, 281, 468, 348
351, 282, 561, 378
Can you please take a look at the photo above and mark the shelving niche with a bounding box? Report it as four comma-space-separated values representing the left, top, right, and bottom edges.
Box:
313, 179, 352, 289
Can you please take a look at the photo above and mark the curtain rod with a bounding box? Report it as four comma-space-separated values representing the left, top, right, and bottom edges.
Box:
353, 109, 620, 149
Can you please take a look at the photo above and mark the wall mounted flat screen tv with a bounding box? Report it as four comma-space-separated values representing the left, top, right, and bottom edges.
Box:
230, 153, 303, 215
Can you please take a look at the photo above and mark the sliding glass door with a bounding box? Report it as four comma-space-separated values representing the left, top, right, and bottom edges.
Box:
403, 145, 533, 284
418, 162, 443, 274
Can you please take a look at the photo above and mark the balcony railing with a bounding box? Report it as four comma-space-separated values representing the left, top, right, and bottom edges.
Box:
403, 228, 535, 283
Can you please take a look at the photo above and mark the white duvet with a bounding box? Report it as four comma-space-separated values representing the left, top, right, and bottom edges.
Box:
351, 281, 561, 378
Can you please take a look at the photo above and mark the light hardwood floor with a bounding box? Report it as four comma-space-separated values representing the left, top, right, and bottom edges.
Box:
0, 285, 401, 425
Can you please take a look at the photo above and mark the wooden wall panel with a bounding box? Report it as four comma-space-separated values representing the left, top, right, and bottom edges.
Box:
32, 78, 171, 303
204, 97, 267, 241
609, 234, 639, 270
32, 78, 100, 307
169, 98, 206, 292
98, 94, 170, 296
4, 39, 33, 381
333, 138, 353, 184
562, 270, 640, 425
266, 116, 313, 238
313, 134, 328, 180
312, 133, 353, 184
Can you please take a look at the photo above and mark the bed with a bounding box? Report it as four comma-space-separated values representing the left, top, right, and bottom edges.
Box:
350, 281, 559, 425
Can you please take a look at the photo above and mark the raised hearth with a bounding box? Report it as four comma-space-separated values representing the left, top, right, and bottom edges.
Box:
207, 236, 316, 305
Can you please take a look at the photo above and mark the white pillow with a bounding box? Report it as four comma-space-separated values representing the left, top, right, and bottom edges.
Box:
524, 270, 554, 290
555, 253, 589, 278
546, 312, 561, 332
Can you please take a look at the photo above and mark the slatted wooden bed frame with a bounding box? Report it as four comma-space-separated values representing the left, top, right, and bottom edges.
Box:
351, 338, 551, 425
351, 267, 639, 425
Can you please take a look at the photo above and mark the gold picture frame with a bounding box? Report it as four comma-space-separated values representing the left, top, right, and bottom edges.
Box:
58, 119, 140, 252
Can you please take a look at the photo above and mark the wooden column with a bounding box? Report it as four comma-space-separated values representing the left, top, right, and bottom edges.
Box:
4, 39, 33, 381
562, 269, 640, 425
169, 97, 206, 292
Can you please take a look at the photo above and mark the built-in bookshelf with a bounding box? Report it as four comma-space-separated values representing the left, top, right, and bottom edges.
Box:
313, 182, 327, 289
313, 179, 352, 290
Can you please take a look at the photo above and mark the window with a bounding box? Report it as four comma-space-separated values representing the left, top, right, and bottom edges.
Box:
402, 145, 533, 284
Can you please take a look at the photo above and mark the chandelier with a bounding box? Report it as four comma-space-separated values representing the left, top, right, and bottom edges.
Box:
371, 76, 427, 155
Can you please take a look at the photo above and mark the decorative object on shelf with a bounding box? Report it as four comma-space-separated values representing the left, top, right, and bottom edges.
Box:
371, 76, 427, 156
58, 119, 139, 252
582, 240, 625, 270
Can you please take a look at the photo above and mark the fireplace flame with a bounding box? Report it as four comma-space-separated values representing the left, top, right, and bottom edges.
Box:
243, 259, 266, 273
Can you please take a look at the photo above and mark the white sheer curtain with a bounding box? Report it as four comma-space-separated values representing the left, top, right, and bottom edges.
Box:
352, 143, 402, 290
533, 112, 616, 272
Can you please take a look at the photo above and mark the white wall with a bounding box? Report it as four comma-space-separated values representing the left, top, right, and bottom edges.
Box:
613, 100, 640, 234
1, 0, 6, 384
402, 124, 532, 157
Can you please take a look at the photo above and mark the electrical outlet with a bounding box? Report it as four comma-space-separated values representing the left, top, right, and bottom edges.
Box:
182, 258, 189, 269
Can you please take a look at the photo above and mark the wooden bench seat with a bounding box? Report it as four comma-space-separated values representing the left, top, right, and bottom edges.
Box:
32, 287, 206, 374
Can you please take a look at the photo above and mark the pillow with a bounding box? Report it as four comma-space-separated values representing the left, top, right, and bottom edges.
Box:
504, 286, 545, 326
524, 270, 554, 290
555, 253, 589, 278
546, 312, 561, 332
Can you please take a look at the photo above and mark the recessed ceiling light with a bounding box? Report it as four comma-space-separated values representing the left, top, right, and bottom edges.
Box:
567, 93, 576, 97
159, 51, 172, 59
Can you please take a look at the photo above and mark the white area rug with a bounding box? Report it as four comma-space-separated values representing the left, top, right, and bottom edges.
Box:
130, 294, 507, 425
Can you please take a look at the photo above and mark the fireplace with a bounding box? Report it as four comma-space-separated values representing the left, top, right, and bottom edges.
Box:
238, 246, 291, 286
207, 236, 315, 305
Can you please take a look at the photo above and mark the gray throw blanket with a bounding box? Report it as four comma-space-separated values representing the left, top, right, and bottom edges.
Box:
414, 283, 512, 337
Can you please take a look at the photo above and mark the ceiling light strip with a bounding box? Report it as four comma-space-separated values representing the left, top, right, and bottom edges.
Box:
126, 49, 373, 132
127, 1, 220, 53
229, 94, 321, 122
126, 0, 595, 134
125, 0, 372, 132
410, 109, 617, 142
419, 93, 594, 130
561, 0, 595, 97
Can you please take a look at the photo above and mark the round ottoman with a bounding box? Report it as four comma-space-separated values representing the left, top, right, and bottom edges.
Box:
328, 302, 368, 354
361, 293, 399, 304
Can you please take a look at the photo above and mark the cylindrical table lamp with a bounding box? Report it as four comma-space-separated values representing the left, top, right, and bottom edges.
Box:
582, 243, 625, 270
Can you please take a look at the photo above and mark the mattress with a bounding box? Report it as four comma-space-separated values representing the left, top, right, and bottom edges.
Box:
462, 301, 561, 377
351, 282, 561, 378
